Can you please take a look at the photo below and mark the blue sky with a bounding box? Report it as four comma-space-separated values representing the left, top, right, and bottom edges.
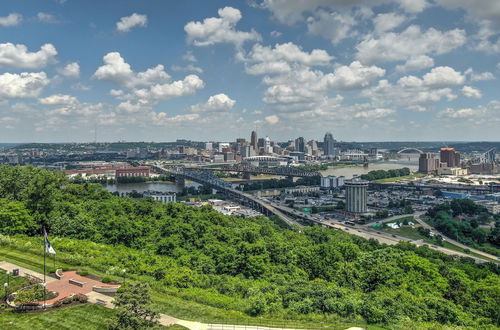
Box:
0, 0, 499, 142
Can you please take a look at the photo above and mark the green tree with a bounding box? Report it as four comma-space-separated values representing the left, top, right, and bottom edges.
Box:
108, 283, 160, 330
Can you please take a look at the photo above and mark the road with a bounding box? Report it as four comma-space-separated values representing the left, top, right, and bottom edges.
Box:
265, 202, 497, 264
413, 215, 499, 261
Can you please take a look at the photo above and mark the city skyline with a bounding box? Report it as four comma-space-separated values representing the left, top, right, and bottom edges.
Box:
1, 0, 500, 143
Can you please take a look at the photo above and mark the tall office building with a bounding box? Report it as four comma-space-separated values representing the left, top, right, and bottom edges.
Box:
345, 178, 368, 214
418, 153, 440, 173
295, 137, 305, 153
323, 132, 335, 156
440, 148, 460, 167
250, 131, 258, 151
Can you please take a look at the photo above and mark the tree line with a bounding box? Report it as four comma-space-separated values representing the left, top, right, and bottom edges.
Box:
0, 165, 499, 327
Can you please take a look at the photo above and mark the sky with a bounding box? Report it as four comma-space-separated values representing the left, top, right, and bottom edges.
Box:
0, 0, 499, 143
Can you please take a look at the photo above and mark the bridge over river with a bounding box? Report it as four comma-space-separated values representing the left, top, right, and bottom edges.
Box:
190, 163, 321, 178
151, 165, 300, 227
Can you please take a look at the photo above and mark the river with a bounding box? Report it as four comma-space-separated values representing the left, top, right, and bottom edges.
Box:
320, 160, 418, 179
105, 159, 418, 194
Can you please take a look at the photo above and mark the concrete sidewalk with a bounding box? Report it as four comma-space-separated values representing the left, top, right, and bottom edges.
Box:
0, 261, 57, 283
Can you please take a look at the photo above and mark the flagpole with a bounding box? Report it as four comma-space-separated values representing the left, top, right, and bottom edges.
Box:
43, 227, 46, 309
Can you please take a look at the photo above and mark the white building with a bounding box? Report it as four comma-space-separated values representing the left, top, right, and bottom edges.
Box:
144, 191, 176, 203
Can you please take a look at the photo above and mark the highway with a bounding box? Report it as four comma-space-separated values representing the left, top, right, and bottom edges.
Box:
149, 162, 497, 264
266, 202, 497, 264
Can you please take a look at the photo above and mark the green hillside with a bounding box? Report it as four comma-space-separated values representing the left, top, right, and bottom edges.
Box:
0, 165, 499, 329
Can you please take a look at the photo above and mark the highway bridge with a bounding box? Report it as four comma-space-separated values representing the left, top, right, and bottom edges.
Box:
151, 165, 300, 227
192, 163, 321, 178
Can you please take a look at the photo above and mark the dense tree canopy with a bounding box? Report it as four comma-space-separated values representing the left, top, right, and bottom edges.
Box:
0, 166, 499, 327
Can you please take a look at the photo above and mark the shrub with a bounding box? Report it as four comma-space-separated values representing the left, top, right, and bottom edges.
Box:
77, 270, 89, 276
62, 297, 73, 304
73, 294, 88, 303
101, 276, 113, 283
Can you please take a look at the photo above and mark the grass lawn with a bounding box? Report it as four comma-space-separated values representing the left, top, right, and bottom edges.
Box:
374, 174, 426, 183
0, 304, 115, 330
0, 245, 372, 329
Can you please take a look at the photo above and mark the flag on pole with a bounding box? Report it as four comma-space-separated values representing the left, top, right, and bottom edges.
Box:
43, 228, 56, 255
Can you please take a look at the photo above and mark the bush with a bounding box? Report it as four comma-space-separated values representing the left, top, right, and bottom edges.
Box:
77, 270, 89, 276
102, 276, 113, 283
62, 297, 73, 304
73, 294, 88, 303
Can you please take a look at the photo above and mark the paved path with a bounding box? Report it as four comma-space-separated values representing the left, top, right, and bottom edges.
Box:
0, 261, 57, 283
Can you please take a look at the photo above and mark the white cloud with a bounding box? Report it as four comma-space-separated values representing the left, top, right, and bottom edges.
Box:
171, 64, 204, 73
461, 85, 482, 98
373, 13, 406, 34
58, 62, 80, 78
399, 0, 428, 13
153, 112, 200, 126
270, 30, 282, 38
265, 114, 280, 125
307, 10, 358, 44
324, 61, 386, 90
356, 25, 466, 64
354, 108, 395, 119
184, 7, 261, 47
0, 72, 49, 99
396, 55, 434, 72
262, 0, 426, 25
93, 52, 170, 88
128, 74, 205, 103
190, 93, 236, 112
422, 66, 465, 87
464, 68, 495, 81
183, 51, 197, 62
116, 13, 148, 33
437, 0, 500, 26
244, 42, 333, 75
37, 12, 60, 24
0, 43, 58, 69
438, 108, 475, 118
0, 13, 22, 27
39, 94, 78, 105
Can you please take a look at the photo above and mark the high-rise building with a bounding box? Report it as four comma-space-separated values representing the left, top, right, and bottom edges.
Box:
440, 148, 460, 167
419, 153, 440, 173
345, 178, 368, 214
250, 131, 258, 150
295, 137, 305, 153
323, 132, 335, 156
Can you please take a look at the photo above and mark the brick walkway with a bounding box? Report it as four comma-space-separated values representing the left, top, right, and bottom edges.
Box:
44, 270, 120, 304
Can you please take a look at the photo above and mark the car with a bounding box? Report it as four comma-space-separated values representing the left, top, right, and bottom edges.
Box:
392, 234, 397, 238
431, 245, 437, 248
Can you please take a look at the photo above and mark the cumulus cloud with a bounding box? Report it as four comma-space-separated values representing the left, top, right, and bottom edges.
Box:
190, 93, 236, 112
39, 94, 78, 105
354, 108, 395, 119
395, 55, 434, 72
93, 52, 170, 88
462, 85, 482, 98
307, 10, 358, 44
356, 25, 466, 64
0, 72, 50, 99
170, 64, 204, 73
265, 114, 280, 125
116, 13, 148, 33
324, 61, 386, 90
58, 62, 80, 78
37, 12, 60, 24
464, 68, 495, 81
0, 13, 22, 27
438, 108, 476, 118
262, 0, 426, 25
127, 74, 205, 103
184, 7, 261, 47
0, 43, 58, 69
422, 66, 465, 87
373, 12, 406, 34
